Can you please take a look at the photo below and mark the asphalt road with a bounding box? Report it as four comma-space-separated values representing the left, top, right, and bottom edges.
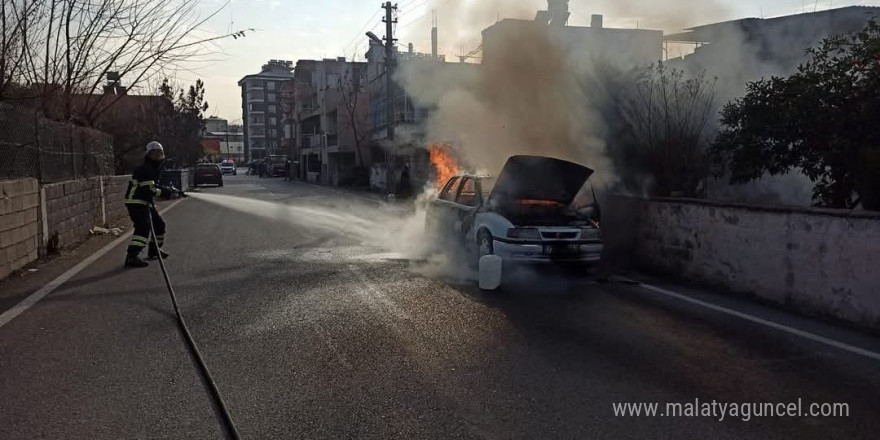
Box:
2, 174, 880, 439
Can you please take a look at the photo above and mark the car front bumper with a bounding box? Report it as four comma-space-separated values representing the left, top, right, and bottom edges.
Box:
493, 240, 603, 264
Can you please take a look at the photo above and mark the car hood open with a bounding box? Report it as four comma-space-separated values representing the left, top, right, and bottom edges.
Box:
488, 155, 594, 205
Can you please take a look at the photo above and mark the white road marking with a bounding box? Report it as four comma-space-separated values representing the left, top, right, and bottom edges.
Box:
638, 283, 880, 362
0, 200, 185, 329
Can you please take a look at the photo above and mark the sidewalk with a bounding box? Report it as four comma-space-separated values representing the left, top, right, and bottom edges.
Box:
0, 199, 176, 315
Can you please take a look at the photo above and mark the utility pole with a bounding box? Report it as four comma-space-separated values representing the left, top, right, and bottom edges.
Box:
382, 1, 398, 142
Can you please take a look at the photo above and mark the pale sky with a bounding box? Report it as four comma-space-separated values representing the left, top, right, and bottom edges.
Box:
179, 0, 880, 121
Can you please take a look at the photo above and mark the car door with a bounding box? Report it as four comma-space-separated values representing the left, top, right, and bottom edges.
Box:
451, 177, 482, 243
429, 177, 462, 238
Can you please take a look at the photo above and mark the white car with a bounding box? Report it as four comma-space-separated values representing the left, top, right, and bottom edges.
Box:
220, 162, 237, 175
427, 155, 603, 264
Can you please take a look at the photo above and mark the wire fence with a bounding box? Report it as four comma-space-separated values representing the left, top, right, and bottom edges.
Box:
0, 103, 115, 183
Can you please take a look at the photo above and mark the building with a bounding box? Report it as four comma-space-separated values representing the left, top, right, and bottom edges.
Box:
365, 40, 478, 192
285, 58, 371, 186
664, 6, 880, 100
201, 116, 244, 163
238, 60, 295, 162
481, 12, 662, 68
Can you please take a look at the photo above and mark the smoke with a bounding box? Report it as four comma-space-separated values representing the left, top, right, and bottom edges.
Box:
397, 9, 616, 189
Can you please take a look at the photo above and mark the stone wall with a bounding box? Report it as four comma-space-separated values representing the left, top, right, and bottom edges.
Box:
43, 176, 130, 251
0, 179, 40, 279
104, 176, 131, 225
604, 195, 880, 330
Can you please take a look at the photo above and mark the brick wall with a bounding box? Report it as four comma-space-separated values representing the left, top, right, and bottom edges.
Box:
43, 176, 131, 251
0, 179, 40, 279
104, 175, 131, 224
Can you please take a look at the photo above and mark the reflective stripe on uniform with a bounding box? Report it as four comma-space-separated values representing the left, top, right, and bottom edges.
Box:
138, 180, 156, 187
153, 188, 162, 197
130, 235, 149, 247
127, 180, 139, 200
125, 199, 148, 206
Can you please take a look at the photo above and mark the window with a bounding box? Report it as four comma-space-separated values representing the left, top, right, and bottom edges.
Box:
439, 177, 460, 202
456, 178, 478, 207
327, 74, 340, 88
268, 93, 276, 102
268, 105, 276, 113
267, 81, 276, 90
269, 117, 277, 126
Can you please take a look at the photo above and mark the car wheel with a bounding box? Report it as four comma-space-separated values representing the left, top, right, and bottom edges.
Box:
219, 182, 224, 187
477, 229, 494, 258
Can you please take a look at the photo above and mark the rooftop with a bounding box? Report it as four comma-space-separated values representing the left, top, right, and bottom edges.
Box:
664, 5, 880, 43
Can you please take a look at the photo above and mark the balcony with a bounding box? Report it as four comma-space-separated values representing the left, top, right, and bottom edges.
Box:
301, 134, 324, 148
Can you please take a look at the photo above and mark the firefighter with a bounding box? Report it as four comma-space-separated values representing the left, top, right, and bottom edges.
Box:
123, 141, 177, 268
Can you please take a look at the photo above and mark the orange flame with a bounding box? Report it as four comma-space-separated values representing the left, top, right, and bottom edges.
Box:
428, 143, 460, 190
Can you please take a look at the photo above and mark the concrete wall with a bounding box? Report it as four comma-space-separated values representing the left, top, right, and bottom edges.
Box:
605, 195, 880, 329
43, 176, 130, 251
0, 179, 40, 279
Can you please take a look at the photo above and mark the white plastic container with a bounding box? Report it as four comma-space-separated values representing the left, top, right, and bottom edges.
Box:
479, 255, 503, 291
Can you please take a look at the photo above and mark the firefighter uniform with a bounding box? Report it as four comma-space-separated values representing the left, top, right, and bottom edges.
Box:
125, 142, 174, 267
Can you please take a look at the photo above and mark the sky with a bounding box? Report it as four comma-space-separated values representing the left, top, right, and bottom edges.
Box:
180, 0, 880, 122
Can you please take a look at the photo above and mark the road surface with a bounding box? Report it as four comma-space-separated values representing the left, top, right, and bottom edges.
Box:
2, 174, 880, 439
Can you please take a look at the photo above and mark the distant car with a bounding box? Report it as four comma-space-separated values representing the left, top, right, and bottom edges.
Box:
193, 163, 223, 187
272, 162, 287, 177
220, 162, 237, 175
427, 155, 603, 264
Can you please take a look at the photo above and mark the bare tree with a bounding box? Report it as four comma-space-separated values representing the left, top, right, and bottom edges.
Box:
617, 62, 718, 197
0, 0, 43, 99
338, 64, 370, 167
1, 0, 250, 124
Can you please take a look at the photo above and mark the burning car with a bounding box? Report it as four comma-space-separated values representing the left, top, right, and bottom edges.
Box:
426, 155, 603, 264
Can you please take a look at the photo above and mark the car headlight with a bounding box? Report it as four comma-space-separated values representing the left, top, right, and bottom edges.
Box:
507, 228, 541, 240
581, 228, 602, 240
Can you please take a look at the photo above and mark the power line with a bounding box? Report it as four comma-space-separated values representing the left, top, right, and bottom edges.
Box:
400, 8, 433, 29
398, 0, 433, 17
398, 0, 424, 11
341, 7, 383, 57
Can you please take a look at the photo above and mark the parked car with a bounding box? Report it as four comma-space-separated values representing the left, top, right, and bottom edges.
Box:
193, 163, 224, 187
220, 162, 237, 175
427, 155, 602, 264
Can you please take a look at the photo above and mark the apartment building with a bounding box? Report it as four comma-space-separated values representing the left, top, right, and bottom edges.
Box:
238, 60, 294, 161
287, 58, 370, 186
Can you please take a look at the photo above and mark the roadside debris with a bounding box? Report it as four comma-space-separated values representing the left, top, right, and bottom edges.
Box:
90, 226, 125, 237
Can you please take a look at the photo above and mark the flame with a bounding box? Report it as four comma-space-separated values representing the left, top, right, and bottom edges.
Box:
428, 143, 460, 190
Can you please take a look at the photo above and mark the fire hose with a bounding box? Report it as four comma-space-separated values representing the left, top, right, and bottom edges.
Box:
149, 198, 242, 440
